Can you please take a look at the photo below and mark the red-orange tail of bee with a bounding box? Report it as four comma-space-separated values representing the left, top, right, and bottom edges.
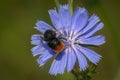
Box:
54, 42, 65, 53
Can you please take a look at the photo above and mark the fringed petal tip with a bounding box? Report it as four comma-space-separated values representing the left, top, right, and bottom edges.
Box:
31, 34, 41, 45
80, 35, 105, 46
37, 57, 48, 67
37, 51, 54, 67
79, 46, 102, 65
59, 4, 69, 10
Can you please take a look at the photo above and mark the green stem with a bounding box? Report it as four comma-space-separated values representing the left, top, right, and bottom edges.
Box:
71, 63, 97, 80
68, 0, 73, 14
54, 0, 60, 9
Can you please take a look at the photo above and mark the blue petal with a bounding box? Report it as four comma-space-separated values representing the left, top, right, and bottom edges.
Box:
31, 34, 41, 40
31, 34, 42, 45
31, 45, 45, 56
83, 22, 104, 38
67, 47, 76, 72
80, 35, 105, 46
35, 21, 54, 33
37, 51, 55, 66
48, 9, 62, 29
80, 14, 100, 35
80, 46, 102, 65
58, 5, 71, 28
31, 40, 41, 45
31, 42, 55, 56
72, 45, 88, 71
49, 51, 67, 75
71, 7, 88, 32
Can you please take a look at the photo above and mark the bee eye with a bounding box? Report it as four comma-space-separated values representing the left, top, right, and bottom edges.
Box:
44, 30, 56, 41
48, 38, 60, 49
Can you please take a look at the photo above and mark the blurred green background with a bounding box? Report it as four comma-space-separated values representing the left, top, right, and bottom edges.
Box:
0, 0, 120, 80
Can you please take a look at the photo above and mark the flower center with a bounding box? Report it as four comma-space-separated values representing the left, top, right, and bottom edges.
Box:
58, 28, 77, 47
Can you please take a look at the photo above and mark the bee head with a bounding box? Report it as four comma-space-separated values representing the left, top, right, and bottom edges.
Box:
44, 30, 56, 41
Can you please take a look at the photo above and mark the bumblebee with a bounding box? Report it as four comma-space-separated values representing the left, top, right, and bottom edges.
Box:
43, 30, 65, 53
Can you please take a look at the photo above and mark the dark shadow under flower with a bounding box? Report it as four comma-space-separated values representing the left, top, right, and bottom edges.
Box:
31, 4, 105, 75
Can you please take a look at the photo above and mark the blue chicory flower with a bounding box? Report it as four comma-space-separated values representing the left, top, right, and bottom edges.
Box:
31, 4, 105, 75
